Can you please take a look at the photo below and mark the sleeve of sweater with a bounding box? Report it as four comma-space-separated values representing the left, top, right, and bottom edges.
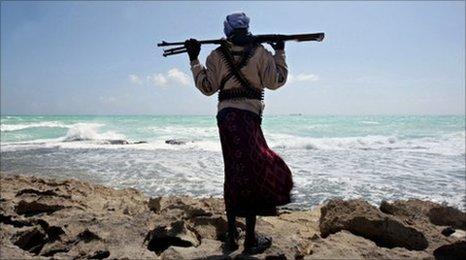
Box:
259, 47, 288, 90
189, 51, 221, 96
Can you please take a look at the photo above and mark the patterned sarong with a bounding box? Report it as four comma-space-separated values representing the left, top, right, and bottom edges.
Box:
217, 107, 293, 217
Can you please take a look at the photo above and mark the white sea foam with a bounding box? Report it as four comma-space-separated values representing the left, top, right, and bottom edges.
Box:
3, 130, 463, 158
0, 122, 71, 132
360, 121, 381, 125
63, 123, 125, 142
268, 132, 465, 156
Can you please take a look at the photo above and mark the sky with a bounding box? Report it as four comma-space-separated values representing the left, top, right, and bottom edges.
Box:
1, 1, 465, 115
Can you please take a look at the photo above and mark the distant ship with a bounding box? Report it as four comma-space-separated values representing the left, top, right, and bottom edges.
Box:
289, 113, 302, 116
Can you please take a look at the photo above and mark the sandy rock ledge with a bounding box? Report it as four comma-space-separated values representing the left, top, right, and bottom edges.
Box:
1, 174, 465, 259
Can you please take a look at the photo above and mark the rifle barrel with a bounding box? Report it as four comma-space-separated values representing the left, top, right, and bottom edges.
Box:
157, 32, 325, 57
163, 49, 188, 57
157, 39, 225, 47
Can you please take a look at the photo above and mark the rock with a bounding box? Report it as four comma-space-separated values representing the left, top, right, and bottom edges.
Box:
379, 199, 466, 252
106, 139, 129, 145
190, 216, 228, 240
148, 197, 162, 213
429, 205, 466, 230
442, 227, 456, 237
433, 240, 466, 259
11, 227, 47, 254
15, 200, 66, 217
16, 188, 69, 198
2, 174, 465, 259
89, 249, 111, 259
305, 230, 431, 259
77, 229, 101, 243
144, 220, 200, 255
0, 213, 33, 228
165, 139, 188, 145
133, 141, 148, 144
319, 199, 428, 250
160, 239, 223, 260
40, 241, 71, 257
380, 199, 466, 230
451, 229, 466, 239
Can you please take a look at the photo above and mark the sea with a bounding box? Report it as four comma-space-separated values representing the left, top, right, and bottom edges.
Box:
1, 115, 465, 210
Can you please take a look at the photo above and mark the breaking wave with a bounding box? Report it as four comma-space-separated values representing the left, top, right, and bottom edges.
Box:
1, 122, 71, 132
63, 123, 126, 142
268, 132, 465, 156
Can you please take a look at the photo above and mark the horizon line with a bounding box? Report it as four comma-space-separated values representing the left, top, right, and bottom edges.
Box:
1, 113, 465, 117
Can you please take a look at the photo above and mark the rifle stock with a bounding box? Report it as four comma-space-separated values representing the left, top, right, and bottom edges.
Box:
158, 32, 324, 57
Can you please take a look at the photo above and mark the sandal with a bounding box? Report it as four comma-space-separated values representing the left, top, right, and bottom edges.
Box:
243, 234, 272, 255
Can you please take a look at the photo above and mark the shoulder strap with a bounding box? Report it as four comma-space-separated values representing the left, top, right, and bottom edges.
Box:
218, 43, 258, 91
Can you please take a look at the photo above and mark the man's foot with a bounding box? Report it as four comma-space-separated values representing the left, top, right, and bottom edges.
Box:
222, 230, 240, 252
224, 238, 239, 252
243, 234, 272, 255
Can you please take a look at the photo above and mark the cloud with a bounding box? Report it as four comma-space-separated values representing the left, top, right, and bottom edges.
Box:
167, 68, 190, 86
132, 68, 191, 88
129, 74, 143, 85
288, 73, 319, 84
148, 73, 168, 87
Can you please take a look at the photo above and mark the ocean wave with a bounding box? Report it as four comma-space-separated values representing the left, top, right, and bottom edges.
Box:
360, 121, 380, 125
63, 123, 125, 142
2, 119, 464, 157
268, 132, 465, 156
0, 122, 71, 132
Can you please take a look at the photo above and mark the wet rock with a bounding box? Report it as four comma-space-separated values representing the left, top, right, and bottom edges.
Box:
433, 240, 466, 259
165, 139, 188, 145
320, 199, 428, 250
106, 139, 129, 145
144, 221, 200, 255
15, 200, 65, 217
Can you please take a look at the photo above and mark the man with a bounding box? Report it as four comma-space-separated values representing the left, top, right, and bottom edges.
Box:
185, 12, 293, 254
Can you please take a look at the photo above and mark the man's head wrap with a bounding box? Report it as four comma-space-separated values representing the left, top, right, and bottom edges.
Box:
223, 12, 250, 37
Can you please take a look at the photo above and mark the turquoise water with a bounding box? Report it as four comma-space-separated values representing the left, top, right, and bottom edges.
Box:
1, 115, 465, 209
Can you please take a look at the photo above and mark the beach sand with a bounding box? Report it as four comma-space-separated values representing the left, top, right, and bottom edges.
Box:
1, 173, 465, 259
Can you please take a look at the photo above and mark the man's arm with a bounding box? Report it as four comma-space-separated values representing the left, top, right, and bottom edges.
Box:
190, 53, 221, 96
185, 39, 220, 96
260, 42, 288, 90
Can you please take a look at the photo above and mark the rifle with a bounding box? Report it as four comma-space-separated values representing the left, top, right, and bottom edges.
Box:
157, 32, 325, 57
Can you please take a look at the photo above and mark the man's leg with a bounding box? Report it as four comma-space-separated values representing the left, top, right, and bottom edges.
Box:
226, 211, 239, 250
244, 214, 272, 254
244, 214, 256, 247
227, 211, 237, 239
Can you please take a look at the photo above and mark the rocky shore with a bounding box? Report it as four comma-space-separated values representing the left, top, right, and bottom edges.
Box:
1, 174, 465, 259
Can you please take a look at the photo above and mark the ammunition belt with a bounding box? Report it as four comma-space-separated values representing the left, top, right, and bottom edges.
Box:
217, 42, 263, 102
218, 87, 264, 102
